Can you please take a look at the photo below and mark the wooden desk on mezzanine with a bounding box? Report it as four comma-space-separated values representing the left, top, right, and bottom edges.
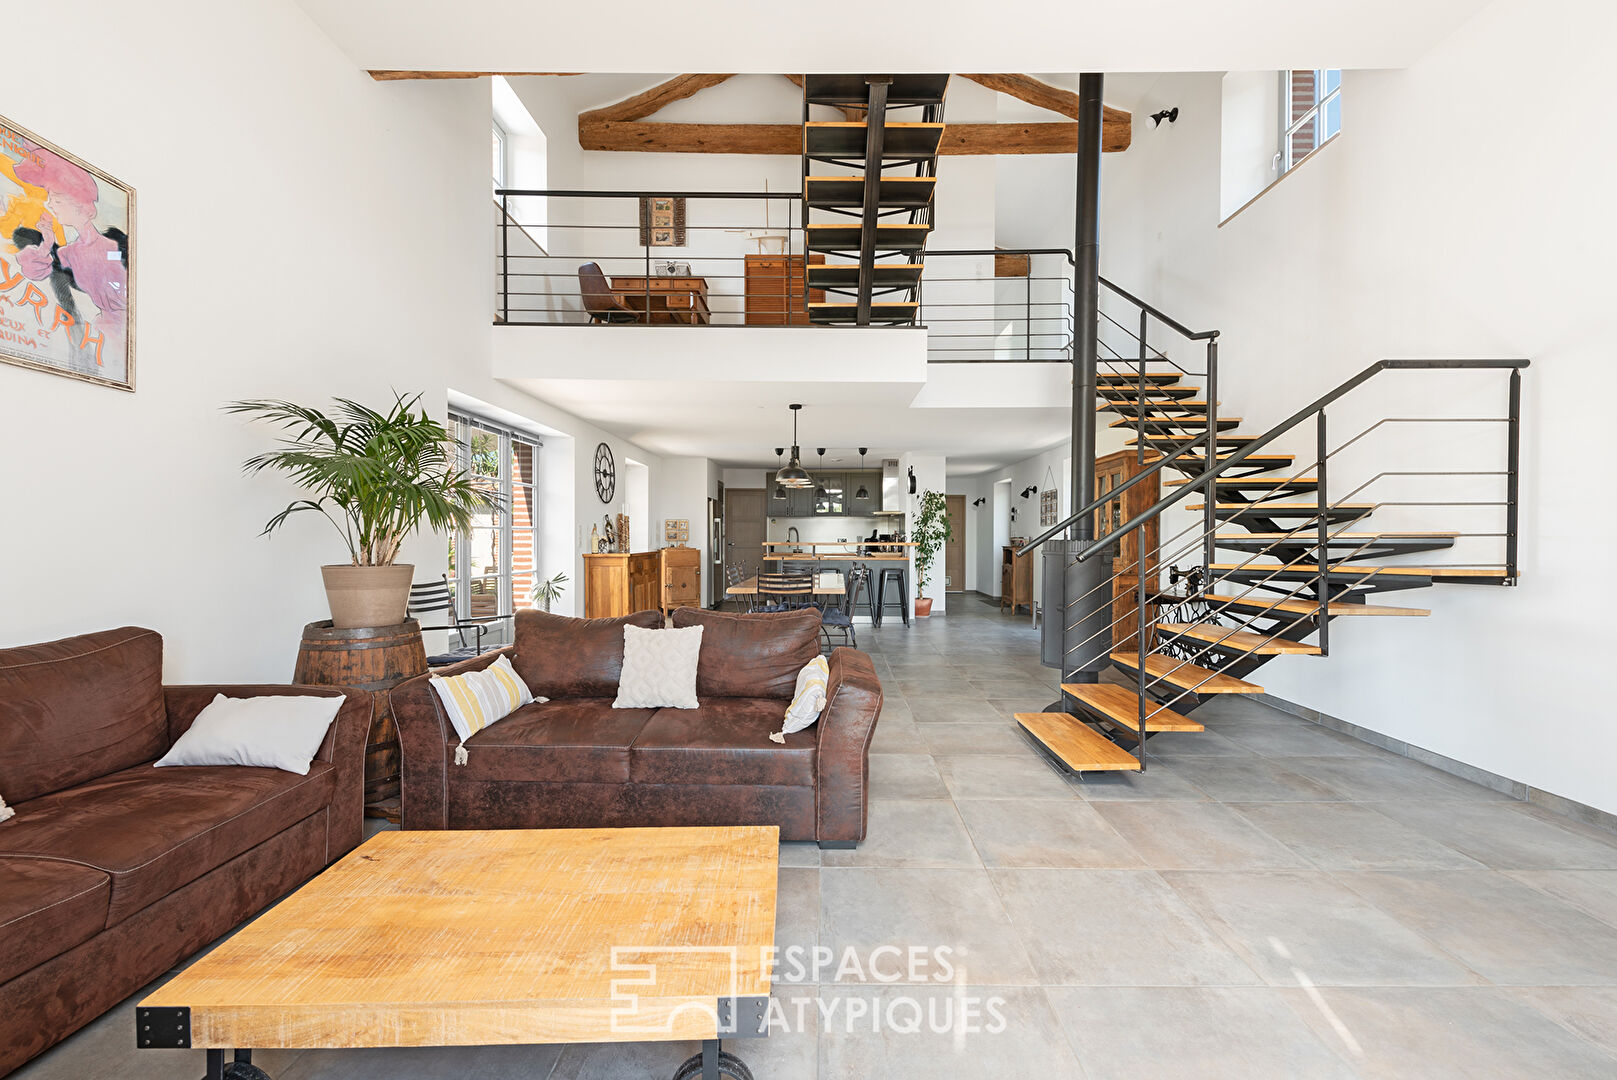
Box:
609, 275, 711, 325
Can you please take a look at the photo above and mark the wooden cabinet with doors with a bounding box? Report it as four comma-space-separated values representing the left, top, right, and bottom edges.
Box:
1001, 546, 1034, 614
1093, 449, 1162, 649
585, 548, 702, 619
744, 254, 825, 325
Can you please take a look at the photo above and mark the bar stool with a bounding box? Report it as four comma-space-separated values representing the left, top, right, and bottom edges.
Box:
875, 566, 910, 628
847, 565, 878, 625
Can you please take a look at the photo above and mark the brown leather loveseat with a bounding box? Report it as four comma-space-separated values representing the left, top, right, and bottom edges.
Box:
0, 627, 369, 1076
390, 608, 882, 847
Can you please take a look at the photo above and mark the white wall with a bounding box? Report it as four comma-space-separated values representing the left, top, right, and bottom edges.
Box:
0, 0, 670, 675
1098, 0, 1616, 814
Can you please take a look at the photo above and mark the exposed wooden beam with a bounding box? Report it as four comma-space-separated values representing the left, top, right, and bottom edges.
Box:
945, 121, 1131, 155
581, 74, 735, 123
580, 118, 1128, 155
368, 71, 581, 81
960, 73, 1131, 148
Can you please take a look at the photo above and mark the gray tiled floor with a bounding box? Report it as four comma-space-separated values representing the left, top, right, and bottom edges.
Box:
18, 597, 1617, 1079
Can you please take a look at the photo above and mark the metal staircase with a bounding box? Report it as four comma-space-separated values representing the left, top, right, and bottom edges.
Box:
1011, 288, 1527, 774
799, 75, 947, 325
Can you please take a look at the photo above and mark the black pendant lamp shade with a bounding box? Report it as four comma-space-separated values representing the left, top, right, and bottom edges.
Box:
772, 449, 787, 499
855, 448, 870, 499
814, 450, 828, 500
776, 404, 814, 489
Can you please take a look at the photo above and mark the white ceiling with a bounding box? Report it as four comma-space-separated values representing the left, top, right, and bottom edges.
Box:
296, 0, 1487, 74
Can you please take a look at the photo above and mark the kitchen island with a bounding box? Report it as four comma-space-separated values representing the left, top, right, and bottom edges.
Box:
757, 541, 915, 625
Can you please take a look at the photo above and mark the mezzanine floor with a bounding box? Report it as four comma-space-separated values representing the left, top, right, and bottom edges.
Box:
18, 597, 1617, 1079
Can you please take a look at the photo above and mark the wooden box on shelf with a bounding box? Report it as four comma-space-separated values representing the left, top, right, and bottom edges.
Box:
744, 253, 825, 326
586, 547, 703, 619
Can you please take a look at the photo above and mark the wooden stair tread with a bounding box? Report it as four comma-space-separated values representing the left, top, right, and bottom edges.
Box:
1188, 502, 1376, 511
802, 74, 950, 106
1099, 373, 1181, 384
807, 223, 931, 252
1217, 532, 1459, 539
1060, 683, 1203, 732
804, 121, 945, 158
804, 175, 936, 209
805, 262, 925, 286
1098, 400, 1217, 412
1203, 593, 1430, 617
1014, 713, 1141, 772
1212, 562, 1435, 575
1167, 476, 1317, 486
1156, 622, 1323, 656
1110, 653, 1264, 694
1111, 415, 1242, 427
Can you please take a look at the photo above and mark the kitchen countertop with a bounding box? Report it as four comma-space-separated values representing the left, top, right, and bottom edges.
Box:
762, 553, 910, 562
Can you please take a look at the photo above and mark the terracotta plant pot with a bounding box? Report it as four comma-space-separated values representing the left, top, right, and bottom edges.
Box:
321, 564, 415, 629
914, 596, 934, 617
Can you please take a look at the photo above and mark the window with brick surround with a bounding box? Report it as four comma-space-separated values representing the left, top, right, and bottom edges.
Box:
449, 410, 541, 645
1282, 69, 1341, 174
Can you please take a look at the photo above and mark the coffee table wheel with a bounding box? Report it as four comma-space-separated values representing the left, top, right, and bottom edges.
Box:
673, 1049, 754, 1080
222, 1062, 273, 1080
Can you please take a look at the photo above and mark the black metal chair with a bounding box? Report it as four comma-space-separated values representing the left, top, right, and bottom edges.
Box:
756, 571, 816, 613
818, 570, 857, 652
408, 576, 506, 666
578, 262, 641, 324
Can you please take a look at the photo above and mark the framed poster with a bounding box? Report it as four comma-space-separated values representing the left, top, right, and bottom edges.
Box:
638, 196, 686, 247
1040, 488, 1059, 527
0, 115, 134, 391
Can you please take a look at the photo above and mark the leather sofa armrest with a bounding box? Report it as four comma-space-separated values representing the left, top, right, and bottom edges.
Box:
388, 647, 514, 831
162, 684, 370, 861
815, 647, 883, 846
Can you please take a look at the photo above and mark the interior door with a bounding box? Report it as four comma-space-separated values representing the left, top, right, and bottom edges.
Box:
724, 488, 766, 594
944, 494, 966, 592
708, 493, 722, 608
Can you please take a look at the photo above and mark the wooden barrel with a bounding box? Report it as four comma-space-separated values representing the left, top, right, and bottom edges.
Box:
294, 620, 427, 820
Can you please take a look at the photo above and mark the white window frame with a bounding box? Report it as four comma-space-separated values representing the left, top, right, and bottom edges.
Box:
492, 120, 508, 193
448, 410, 541, 642
1279, 69, 1342, 174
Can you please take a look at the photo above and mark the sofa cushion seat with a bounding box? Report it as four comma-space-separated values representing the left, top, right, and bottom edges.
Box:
458, 699, 655, 783
0, 856, 111, 982
630, 699, 817, 787
0, 760, 336, 926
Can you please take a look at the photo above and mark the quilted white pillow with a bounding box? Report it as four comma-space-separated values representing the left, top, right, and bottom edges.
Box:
613, 624, 704, 709
154, 693, 343, 775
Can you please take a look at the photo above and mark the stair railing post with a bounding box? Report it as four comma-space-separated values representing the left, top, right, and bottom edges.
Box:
1316, 409, 1329, 656
1137, 308, 1148, 466
1026, 268, 1032, 362
1137, 531, 1149, 771
1202, 338, 1219, 573
500, 192, 510, 325
1506, 368, 1521, 582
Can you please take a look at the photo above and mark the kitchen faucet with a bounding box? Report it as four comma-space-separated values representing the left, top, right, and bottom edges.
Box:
787, 526, 800, 551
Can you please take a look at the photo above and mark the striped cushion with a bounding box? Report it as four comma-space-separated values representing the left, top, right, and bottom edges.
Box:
430, 655, 539, 744
772, 655, 831, 742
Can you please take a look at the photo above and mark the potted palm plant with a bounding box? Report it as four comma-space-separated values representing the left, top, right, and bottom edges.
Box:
911, 489, 953, 617
227, 393, 493, 629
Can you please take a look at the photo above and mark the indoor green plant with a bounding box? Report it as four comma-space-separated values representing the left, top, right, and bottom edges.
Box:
227, 393, 493, 629
911, 488, 953, 617
529, 571, 570, 613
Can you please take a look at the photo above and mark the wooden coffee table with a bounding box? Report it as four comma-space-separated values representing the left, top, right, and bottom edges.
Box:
137, 826, 778, 1080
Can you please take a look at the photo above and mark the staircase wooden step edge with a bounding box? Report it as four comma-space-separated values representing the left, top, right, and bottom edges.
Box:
1155, 622, 1324, 656
1202, 593, 1430, 617
1014, 712, 1141, 772
1060, 683, 1204, 732
1109, 652, 1264, 694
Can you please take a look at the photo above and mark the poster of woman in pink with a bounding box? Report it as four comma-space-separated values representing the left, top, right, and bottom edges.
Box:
0, 114, 134, 390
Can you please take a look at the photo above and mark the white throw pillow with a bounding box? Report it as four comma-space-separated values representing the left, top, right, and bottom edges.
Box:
771, 655, 830, 742
614, 624, 704, 709
0, 794, 13, 823
154, 693, 344, 775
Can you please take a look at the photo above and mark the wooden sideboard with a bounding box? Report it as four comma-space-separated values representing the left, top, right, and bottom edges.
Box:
1001, 545, 1034, 615
584, 548, 702, 618
744, 254, 824, 326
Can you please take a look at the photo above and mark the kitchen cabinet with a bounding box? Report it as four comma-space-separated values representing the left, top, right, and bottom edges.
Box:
767, 470, 883, 517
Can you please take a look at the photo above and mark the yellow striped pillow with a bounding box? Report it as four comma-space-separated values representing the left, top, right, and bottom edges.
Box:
430, 655, 540, 754
771, 655, 830, 742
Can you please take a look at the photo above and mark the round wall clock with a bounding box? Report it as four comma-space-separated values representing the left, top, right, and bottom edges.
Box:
593, 442, 616, 503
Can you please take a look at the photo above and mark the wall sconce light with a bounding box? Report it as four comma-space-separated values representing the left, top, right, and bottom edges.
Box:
971, 497, 986, 507
1150, 107, 1179, 127
1019, 485, 1038, 499
907, 466, 917, 495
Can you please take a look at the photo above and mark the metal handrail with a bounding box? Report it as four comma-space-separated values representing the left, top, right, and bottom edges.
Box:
1098, 277, 1219, 342
1022, 358, 1530, 563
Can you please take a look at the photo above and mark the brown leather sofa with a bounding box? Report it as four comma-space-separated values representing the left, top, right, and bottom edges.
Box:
0, 627, 369, 1076
391, 607, 883, 846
